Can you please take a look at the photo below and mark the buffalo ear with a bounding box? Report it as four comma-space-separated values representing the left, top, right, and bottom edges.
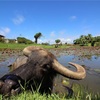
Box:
0, 81, 4, 88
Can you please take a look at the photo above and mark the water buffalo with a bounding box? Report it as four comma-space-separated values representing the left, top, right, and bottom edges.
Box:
0, 46, 86, 96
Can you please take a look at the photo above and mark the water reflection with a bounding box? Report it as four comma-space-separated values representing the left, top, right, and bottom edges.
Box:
55, 53, 100, 69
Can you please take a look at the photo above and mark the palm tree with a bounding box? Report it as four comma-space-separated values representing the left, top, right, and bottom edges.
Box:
73, 39, 80, 44
86, 34, 92, 43
80, 35, 88, 46
34, 32, 42, 44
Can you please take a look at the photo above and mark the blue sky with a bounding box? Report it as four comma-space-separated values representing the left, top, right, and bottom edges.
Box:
0, 0, 100, 44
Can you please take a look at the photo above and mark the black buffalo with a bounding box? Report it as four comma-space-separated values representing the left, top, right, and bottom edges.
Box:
0, 46, 86, 96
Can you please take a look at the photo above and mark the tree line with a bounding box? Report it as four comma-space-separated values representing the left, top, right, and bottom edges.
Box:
73, 34, 100, 46
0, 32, 100, 46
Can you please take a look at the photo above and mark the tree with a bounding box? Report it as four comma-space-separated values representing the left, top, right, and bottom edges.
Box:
17, 37, 33, 44
55, 39, 61, 48
95, 36, 100, 42
73, 39, 80, 44
74, 34, 90, 46
73, 34, 100, 46
17, 37, 26, 43
79, 35, 87, 46
86, 34, 92, 43
0, 38, 4, 43
34, 32, 42, 44
55, 39, 61, 44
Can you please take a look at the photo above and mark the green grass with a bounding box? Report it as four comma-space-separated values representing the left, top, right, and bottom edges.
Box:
0, 43, 69, 50
0, 83, 100, 100
0, 90, 100, 100
0, 92, 66, 100
13, 92, 65, 100
0, 43, 41, 49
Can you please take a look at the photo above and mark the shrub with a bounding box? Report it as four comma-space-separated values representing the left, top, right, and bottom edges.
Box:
94, 42, 100, 46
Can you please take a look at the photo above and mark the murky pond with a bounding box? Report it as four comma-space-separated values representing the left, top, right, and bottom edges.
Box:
57, 54, 100, 93
0, 47, 100, 94
0, 50, 22, 77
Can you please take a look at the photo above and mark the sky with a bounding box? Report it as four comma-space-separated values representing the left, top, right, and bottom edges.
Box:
0, 0, 100, 44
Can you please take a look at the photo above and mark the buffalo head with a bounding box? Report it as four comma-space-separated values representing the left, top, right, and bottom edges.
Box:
23, 46, 86, 79
0, 46, 86, 96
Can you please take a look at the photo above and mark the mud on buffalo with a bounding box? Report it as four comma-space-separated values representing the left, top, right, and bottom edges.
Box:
0, 46, 86, 96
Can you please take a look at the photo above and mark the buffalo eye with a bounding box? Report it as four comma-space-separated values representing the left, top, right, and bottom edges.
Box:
42, 64, 51, 72
44, 64, 50, 69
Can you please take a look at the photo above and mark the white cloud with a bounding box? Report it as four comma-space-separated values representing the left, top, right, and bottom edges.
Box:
50, 31, 56, 37
12, 15, 25, 25
93, 33, 100, 37
59, 30, 66, 35
70, 16, 77, 20
66, 38, 73, 43
58, 38, 73, 44
0, 27, 10, 36
37, 39, 51, 44
37, 38, 54, 44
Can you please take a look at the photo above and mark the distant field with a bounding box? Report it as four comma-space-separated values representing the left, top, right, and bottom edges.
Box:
0, 43, 52, 49
0, 43, 69, 50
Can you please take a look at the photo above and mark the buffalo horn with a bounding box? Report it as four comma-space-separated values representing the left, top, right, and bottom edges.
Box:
52, 59, 86, 80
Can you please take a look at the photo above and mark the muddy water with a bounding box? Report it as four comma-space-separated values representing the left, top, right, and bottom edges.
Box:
0, 50, 21, 77
50, 48, 100, 93
0, 56, 17, 77
56, 54, 100, 93
0, 48, 100, 93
